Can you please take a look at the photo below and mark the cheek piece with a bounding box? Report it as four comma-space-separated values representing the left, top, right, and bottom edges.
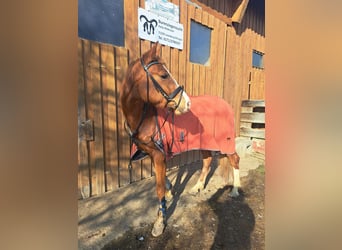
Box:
140, 58, 184, 109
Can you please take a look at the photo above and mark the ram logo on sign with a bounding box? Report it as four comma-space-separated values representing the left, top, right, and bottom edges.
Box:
138, 8, 183, 50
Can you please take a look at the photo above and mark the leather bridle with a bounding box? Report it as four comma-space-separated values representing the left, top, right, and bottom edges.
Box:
140, 58, 184, 108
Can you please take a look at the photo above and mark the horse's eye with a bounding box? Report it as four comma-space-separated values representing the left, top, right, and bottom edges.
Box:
161, 73, 169, 79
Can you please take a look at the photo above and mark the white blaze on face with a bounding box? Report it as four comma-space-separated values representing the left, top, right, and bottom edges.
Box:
163, 65, 191, 114
180, 91, 191, 112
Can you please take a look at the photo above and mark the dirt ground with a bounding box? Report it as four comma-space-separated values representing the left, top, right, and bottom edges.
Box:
102, 165, 265, 250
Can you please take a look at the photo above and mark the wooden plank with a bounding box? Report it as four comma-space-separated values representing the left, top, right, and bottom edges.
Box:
84, 41, 105, 196
193, 150, 201, 163
100, 43, 118, 191
178, 0, 188, 92
204, 64, 212, 95
115, 46, 130, 187
216, 19, 226, 98
210, 16, 219, 96
198, 65, 206, 95
192, 64, 200, 96
251, 151, 265, 161
191, 0, 232, 25
194, 8, 206, 97
125, 0, 140, 62
192, 7, 202, 95
201, 7, 209, 26
140, 39, 151, 57
94, 42, 106, 195
170, 47, 179, 85
240, 121, 252, 128
78, 39, 90, 199
179, 151, 188, 167
161, 44, 171, 69
186, 5, 195, 95
186, 150, 194, 165
205, 13, 215, 95
232, 0, 250, 23
241, 100, 265, 107
130, 160, 141, 183
241, 106, 253, 113
251, 67, 265, 100
240, 127, 265, 139
230, 27, 243, 136
194, 4, 202, 22
240, 112, 265, 123
222, 26, 233, 103
83, 40, 95, 196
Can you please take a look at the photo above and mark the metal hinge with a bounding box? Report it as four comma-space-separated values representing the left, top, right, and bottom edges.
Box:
79, 119, 94, 141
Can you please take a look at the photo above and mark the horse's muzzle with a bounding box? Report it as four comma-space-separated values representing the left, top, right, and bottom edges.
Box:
173, 92, 191, 115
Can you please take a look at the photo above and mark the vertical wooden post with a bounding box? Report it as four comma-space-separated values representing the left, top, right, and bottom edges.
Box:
78, 39, 90, 199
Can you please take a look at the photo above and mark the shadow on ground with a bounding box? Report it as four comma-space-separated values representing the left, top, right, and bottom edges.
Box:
101, 165, 265, 250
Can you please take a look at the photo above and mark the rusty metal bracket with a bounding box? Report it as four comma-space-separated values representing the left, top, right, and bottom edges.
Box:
79, 119, 94, 141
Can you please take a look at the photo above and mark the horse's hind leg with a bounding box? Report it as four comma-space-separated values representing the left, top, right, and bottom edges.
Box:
190, 150, 212, 193
228, 152, 241, 197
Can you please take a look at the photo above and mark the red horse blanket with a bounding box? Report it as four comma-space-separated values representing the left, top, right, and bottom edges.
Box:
132, 95, 236, 161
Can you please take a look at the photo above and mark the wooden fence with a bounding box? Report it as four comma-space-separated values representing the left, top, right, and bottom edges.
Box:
239, 100, 265, 139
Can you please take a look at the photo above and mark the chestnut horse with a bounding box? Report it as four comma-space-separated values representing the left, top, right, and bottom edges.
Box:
120, 43, 240, 237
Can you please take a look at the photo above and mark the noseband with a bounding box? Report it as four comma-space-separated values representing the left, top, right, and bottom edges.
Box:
140, 58, 184, 108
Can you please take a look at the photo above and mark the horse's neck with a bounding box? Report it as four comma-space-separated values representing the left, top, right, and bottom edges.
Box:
123, 95, 155, 136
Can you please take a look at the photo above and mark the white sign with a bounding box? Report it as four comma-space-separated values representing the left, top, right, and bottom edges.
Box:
138, 8, 183, 50
145, 0, 179, 22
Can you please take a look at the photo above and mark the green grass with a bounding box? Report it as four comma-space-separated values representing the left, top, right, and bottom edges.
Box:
255, 164, 265, 174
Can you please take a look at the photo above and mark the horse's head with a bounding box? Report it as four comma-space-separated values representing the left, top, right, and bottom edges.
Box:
127, 43, 191, 115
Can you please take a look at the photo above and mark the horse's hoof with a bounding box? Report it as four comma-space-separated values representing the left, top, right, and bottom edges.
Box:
151, 216, 165, 237
229, 187, 239, 197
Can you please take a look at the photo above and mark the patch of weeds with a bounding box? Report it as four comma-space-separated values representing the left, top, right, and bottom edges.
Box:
255, 164, 265, 174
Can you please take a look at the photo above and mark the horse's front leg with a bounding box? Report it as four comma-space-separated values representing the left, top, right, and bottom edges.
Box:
151, 150, 167, 237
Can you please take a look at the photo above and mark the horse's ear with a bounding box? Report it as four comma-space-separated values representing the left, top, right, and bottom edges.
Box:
151, 42, 161, 57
